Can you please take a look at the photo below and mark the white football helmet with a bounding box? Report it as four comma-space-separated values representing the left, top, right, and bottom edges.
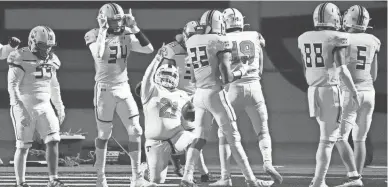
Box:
28, 26, 56, 60
343, 5, 372, 32
98, 3, 125, 31
223, 8, 244, 31
155, 64, 179, 90
313, 3, 342, 30
197, 10, 225, 34
182, 21, 199, 42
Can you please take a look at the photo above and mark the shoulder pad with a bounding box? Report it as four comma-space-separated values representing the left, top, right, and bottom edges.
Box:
372, 35, 381, 52
208, 35, 232, 53
331, 32, 349, 47
7, 47, 25, 65
84, 28, 99, 46
50, 53, 61, 69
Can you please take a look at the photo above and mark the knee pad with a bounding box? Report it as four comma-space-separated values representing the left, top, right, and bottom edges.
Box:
319, 140, 336, 148
190, 138, 206, 150
219, 122, 241, 145
43, 132, 61, 144
97, 121, 113, 140
15, 140, 32, 149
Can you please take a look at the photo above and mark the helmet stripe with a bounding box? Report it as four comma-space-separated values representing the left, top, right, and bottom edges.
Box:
231, 8, 236, 17
357, 5, 364, 26
109, 3, 118, 15
206, 10, 215, 26
319, 3, 328, 23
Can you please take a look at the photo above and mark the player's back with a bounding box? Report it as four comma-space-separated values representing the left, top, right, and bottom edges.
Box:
298, 30, 348, 87
186, 34, 228, 89
85, 28, 131, 84
8, 47, 60, 104
227, 31, 262, 83
345, 33, 380, 91
143, 85, 189, 140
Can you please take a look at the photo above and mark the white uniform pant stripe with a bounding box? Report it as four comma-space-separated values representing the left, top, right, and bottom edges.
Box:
219, 89, 236, 121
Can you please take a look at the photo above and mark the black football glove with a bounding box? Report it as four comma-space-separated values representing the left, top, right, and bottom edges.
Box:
8, 37, 21, 48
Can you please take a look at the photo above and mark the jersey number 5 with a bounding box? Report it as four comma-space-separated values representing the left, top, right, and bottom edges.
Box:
231, 40, 255, 65
356, 46, 367, 70
303, 43, 324, 68
159, 97, 178, 119
189, 46, 209, 69
109, 45, 128, 64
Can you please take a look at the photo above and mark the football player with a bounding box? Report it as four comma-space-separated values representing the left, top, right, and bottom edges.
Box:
84, 3, 155, 187
0, 37, 21, 59
8, 26, 66, 187
334, 5, 380, 187
155, 21, 216, 183
139, 39, 210, 183
210, 8, 282, 187
180, 10, 274, 187
297, 3, 361, 187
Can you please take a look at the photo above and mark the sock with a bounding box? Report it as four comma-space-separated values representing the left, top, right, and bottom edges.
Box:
347, 171, 359, 178
354, 141, 366, 174
129, 150, 141, 179
49, 175, 58, 181
94, 148, 107, 175
229, 143, 256, 181
219, 138, 231, 179
336, 140, 358, 174
313, 141, 334, 185
14, 148, 28, 185
196, 150, 209, 175
258, 130, 272, 165
182, 148, 200, 182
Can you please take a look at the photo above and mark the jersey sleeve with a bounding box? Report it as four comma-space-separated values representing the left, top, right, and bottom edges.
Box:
7, 50, 25, 105
7, 50, 24, 68
211, 35, 232, 56
257, 32, 265, 48
373, 35, 381, 53
331, 32, 349, 47
84, 28, 98, 46
51, 53, 61, 70
159, 44, 176, 60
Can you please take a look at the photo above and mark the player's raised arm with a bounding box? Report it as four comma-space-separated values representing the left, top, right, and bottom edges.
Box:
50, 56, 65, 125
141, 47, 166, 104
125, 9, 154, 54
85, 27, 107, 59
7, 51, 25, 106
0, 37, 20, 60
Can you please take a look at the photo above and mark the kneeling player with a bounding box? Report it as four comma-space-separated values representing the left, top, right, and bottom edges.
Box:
139, 43, 201, 183
8, 26, 66, 187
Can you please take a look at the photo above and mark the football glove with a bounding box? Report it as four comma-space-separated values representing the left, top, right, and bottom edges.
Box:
97, 14, 109, 29
124, 8, 137, 29
8, 37, 21, 48
182, 100, 195, 122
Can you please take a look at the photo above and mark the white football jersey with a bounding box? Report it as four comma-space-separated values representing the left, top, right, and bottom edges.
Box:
84, 28, 137, 84
143, 85, 190, 140
7, 47, 61, 106
186, 34, 232, 88
227, 31, 264, 83
298, 30, 349, 87
341, 33, 380, 91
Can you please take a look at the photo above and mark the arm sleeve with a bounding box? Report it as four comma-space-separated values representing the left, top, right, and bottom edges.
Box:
127, 26, 154, 54
332, 33, 350, 48
50, 57, 64, 111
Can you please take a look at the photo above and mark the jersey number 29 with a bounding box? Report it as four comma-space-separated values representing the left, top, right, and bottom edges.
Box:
303, 43, 324, 68
108, 45, 128, 64
231, 40, 255, 65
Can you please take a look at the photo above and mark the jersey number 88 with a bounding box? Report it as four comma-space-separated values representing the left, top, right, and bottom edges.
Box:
303, 43, 324, 68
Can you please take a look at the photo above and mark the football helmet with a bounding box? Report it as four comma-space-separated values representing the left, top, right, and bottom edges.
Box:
181, 20, 199, 45
197, 10, 225, 34
28, 26, 56, 60
343, 5, 371, 32
154, 64, 179, 90
313, 3, 342, 30
98, 3, 125, 33
223, 8, 244, 31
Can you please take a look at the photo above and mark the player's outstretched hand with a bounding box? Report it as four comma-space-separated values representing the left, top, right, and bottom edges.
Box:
97, 14, 109, 29
8, 37, 21, 48
124, 8, 137, 28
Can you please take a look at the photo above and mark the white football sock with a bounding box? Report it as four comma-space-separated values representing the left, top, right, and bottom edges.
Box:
258, 129, 272, 165
313, 141, 334, 185
219, 138, 231, 179
14, 148, 28, 185
183, 148, 200, 182
94, 148, 107, 175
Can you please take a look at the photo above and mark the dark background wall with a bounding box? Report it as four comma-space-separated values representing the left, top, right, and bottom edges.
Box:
0, 1, 386, 146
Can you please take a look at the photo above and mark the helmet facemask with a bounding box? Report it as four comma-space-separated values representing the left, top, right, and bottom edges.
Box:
32, 42, 55, 60
154, 64, 179, 90
107, 15, 124, 34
